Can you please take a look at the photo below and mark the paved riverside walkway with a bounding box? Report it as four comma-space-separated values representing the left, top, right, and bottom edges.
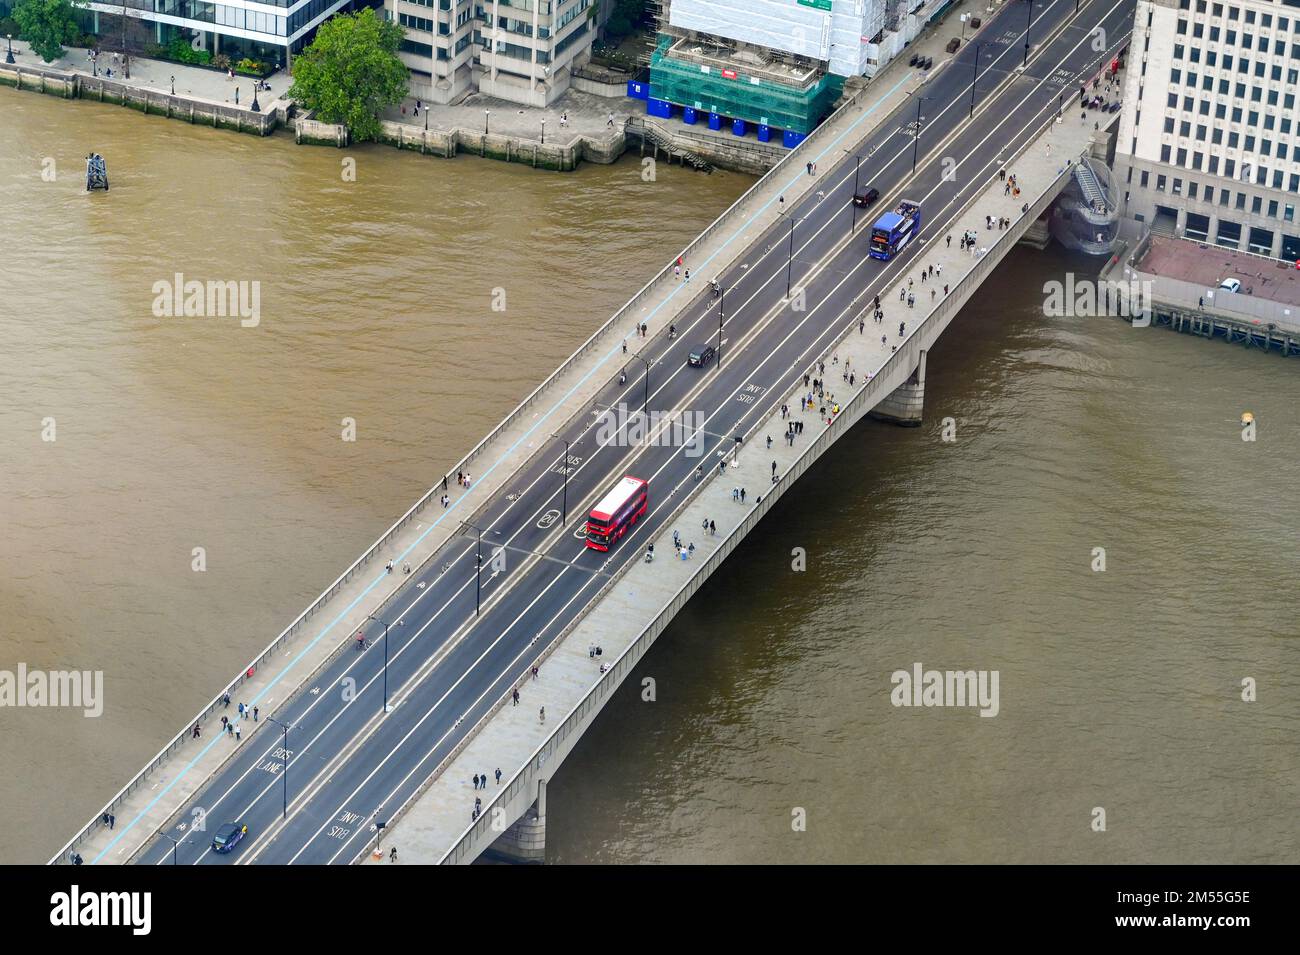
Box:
363, 74, 1110, 864
384, 88, 629, 142
57, 13, 969, 867
4, 39, 287, 110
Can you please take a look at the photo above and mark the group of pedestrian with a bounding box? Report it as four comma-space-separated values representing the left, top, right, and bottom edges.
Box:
730, 487, 748, 504
470, 769, 501, 790
456, 470, 472, 489
987, 214, 1012, 230
957, 230, 979, 251
700, 516, 717, 536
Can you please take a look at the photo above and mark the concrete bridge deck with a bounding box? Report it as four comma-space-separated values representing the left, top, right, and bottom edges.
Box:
376, 59, 1124, 870
50, 0, 1133, 866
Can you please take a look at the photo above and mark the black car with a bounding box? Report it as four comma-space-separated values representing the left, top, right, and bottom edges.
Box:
852, 187, 881, 208
688, 345, 716, 367
922, 56, 934, 70
211, 821, 249, 854
909, 53, 919, 67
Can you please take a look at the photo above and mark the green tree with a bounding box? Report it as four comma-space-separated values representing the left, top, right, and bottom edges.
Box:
11, 0, 82, 63
288, 8, 408, 143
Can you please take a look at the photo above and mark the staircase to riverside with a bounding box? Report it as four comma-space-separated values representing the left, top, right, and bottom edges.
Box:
625, 117, 715, 172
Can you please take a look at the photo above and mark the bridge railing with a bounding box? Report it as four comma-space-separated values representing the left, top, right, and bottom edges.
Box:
434, 90, 1092, 867
46, 54, 891, 868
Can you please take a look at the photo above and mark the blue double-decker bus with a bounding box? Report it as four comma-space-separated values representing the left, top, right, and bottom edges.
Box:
868, 200, 922, 260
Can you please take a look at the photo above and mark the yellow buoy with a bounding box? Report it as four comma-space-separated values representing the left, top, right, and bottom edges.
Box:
1241, 412, 1255, 426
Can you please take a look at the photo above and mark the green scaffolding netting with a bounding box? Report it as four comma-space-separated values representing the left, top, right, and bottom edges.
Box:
648, 36, 843, 135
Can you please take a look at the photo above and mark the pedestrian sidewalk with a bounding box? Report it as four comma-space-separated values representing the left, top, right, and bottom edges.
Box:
56, 15, 1005, 867
5, 39, 286, 111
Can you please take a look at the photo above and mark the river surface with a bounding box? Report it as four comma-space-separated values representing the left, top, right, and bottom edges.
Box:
2, 90, 1296, 865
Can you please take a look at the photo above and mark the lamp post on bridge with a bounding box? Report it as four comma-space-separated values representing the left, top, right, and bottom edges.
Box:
365, 614, 402, 713
852, 154, 862, 232
1024, 0, 1035, 69
911, 95, 931, 175
266, 717, 294, 818
461, 521, 485, 616
717, 281, 728, 371
160, 833, 183, 865
626, 353, 651, 419
969, 44, 982, 118
552, 434, 571, 527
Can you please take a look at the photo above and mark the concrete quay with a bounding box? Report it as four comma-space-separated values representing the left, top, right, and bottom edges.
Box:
368, 86, 1118, 866
49, 31, 947, 866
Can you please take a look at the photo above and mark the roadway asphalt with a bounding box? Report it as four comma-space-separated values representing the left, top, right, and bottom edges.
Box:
135, 0, 1135, 864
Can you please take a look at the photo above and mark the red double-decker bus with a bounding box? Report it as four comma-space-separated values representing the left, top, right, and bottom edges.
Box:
586, 475, 648, 551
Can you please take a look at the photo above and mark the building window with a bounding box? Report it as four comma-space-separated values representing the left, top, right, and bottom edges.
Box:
1140, 170, 1150, 187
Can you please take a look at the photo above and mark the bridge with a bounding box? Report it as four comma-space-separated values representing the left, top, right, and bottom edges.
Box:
51, 0, 1130, 866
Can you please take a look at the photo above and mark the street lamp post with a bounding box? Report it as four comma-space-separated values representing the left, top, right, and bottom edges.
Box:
170, 75, 175, 96
366, 615, 401, 713
161, 834, 182, 865
717, 285, 725, 370
1024, 0, 1035, 68
969, 44, 981, 118
852, 155, 862, 232
553, 436, 571, 526
627, 353, 650, 418
461, 522, 484, 616
911, 96, 927, 174
5, 35, 13, 66
251, 83, 261, 113
266, 717, 293, 818
786, 217, 797, 298
484, 109, 490, 135
541, 118, 546, 144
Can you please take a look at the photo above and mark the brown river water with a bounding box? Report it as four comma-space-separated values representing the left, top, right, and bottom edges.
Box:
1, 89, 1296, 864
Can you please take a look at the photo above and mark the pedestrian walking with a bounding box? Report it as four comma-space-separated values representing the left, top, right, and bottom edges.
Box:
539, 706, 546, 723
495, 768, 502, 784
907, 293, 914, 308
531, 665, 539, 680
390, 846, 398, 863
685, 269, 690, 283
900, 321, 906, 336
740, 488, 746, 503
223, 693, 231, 708
235, 722, 242, 740
710, 520, 716, 535
253, 706, 259, 722
512, 688, 520, 706
946, 234, 952, 248
607, 112, 615, 127
675, 264, 681, 279
238, 702, 245, 719
474, 773, 480, 789
193, 723, 201, 739
771, 460, 777, 475
221, 715, 228, 731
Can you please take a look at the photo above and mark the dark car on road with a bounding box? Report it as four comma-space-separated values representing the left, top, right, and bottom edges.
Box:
688, 345, 716, 367
852, 186, 881, 208
212, 822, 249, 854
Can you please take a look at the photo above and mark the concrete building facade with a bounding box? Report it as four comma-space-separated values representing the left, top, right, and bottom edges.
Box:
386, 0, 596, 106
1115, 0, 1300, 261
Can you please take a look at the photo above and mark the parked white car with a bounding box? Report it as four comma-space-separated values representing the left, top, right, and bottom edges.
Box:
1219, 278, 1242, 293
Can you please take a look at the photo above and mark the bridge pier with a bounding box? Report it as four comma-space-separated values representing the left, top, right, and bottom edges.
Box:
869, 349, 927, 427
484, 777, 547, 865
